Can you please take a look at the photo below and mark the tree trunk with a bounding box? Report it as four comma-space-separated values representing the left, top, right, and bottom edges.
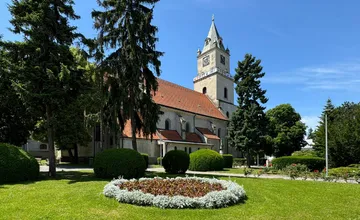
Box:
130, 110, 137, 151
46, 105, 56, 177
246, 147, 251, 168
73, 143, 79, 164
67, 148, 74, 163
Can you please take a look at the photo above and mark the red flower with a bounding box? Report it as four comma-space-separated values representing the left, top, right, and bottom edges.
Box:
314, 170, 319, 173
292, 163, 297, 166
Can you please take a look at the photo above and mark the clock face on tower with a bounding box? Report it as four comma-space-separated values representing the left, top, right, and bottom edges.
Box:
220, 54, 225, 65
203, 55, 210, 67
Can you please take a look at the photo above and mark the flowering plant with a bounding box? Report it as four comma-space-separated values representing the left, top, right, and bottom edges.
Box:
103, 176, 246, 209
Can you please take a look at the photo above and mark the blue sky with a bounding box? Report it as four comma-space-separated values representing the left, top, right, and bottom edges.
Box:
1, 0, 360, 130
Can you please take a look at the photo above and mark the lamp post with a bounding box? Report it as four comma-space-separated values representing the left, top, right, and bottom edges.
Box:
325, 112, 329, 177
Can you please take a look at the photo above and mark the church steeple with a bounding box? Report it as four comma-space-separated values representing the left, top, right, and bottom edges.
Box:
202, 15, 225, 53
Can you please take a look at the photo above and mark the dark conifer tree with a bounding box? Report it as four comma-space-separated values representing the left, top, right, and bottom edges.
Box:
92, 0, 163, 150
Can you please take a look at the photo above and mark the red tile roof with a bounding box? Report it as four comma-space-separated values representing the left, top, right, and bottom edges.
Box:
153, 78, 227, 120
196, 127, 220, 140
122, 120, 160, 140
158, 130, 182, 141
185, 133, 203, 143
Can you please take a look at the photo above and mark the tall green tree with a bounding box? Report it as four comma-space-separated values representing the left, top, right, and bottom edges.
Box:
313, 99, 335, 157
0, 43, 35, 146
228, 54, 270, 167
92, 0, 163, 150
314, 101, 360, 167
266, 104, 307, 157
4, 0, 87, 176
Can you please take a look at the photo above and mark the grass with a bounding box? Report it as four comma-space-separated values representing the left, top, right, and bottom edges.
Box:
1, 171, 360, 220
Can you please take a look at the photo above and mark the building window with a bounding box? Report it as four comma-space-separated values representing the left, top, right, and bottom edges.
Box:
185, 147, 187, 152
202, 87, 207, 94
189, 147, 192, 154
220, 54, 225, 65
165, 119, 171, 130
218, 128, 221, 137
95, 124, 100, 141
174, 146, 177, 150
224, 87, 228, 99
226, 111, 229, 118
185, 122, 190, 132
39, 144, 47, 150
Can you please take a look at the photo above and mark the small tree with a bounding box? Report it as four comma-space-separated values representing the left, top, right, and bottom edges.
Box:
228, 54, 270, 168
266, 104, 307, 157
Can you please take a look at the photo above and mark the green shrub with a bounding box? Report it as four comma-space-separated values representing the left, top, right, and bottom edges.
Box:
233, 158, 246, 167
329, 167, 360, 178
94, 148, 146, 179
272, 156, 325, 171
222, 154, 233, 168
0, 143, 39, 184
282, 164, 309, 180
157, 157, 162, 165
141, 153, 149, 168
162, 150, 190, 174
291, 150, 317, 157
348, 164, 360, 168
189, 149, 224, 171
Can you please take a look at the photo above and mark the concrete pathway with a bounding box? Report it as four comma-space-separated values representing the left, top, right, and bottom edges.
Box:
147, 167, 359, 184
40, 166, 359, 184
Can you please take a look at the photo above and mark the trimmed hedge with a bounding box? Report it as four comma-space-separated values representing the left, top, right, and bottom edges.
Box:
94, 148, 146, 179
189, 149, 224, 171
222, 154, 233, 168
162, 150, 190, 174
272, 156, 325, 171
0, 143, 39, 184
141, 153, 149, 168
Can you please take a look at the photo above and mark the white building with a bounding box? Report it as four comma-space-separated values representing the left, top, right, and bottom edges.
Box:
62, 17, 239, 163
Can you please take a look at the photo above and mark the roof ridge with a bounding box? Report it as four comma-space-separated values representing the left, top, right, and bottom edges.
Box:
157, 78, 204, 95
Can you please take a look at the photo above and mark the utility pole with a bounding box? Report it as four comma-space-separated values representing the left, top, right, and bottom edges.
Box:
325, 113, 329, 177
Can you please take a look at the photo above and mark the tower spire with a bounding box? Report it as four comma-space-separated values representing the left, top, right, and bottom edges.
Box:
202, 15, 225, 52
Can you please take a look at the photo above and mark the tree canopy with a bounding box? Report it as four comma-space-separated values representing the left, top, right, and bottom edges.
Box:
92, 0, 163, 150
266, 104, 307, 157
313, 101, 360, 167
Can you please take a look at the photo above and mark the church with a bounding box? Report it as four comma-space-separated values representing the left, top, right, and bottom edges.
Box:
59, 17, 240, 163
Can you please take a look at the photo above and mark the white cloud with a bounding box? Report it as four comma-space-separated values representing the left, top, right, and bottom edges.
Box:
301, 116, 320, 130
264, 60, 360, 91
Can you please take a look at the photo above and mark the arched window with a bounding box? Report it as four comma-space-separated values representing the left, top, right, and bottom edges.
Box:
226, 111, 229, 118
185, 147, 187, 152
165, 119, 171, 130
224, 87, 228, 99
189, 148, 192, 154
202, 87, 207, 94
185, 122, 190, 132
218, 128, 221, 137
174, 146, 177, 150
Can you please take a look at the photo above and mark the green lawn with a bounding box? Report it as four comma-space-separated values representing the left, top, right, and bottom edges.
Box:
1, 171, 360, 220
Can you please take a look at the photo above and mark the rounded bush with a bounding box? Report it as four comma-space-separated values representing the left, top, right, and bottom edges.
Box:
94, 148, 146, 179
272, 156, 325, 171
0, 143, 39, 184
162, 150, 190, 174
222, 154, 233, 168
141, 153, 149, 168
189, 149, 224, 171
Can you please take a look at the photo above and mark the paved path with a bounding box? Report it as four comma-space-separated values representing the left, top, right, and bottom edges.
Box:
40, 166, 359, 184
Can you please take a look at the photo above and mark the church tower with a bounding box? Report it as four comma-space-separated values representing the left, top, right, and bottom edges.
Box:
194, 15, 235, 118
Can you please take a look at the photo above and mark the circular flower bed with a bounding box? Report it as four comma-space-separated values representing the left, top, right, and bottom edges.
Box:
103, 177, 246, 209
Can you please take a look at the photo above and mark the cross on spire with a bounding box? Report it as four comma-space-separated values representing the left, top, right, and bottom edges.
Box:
212, 14, 215, 22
